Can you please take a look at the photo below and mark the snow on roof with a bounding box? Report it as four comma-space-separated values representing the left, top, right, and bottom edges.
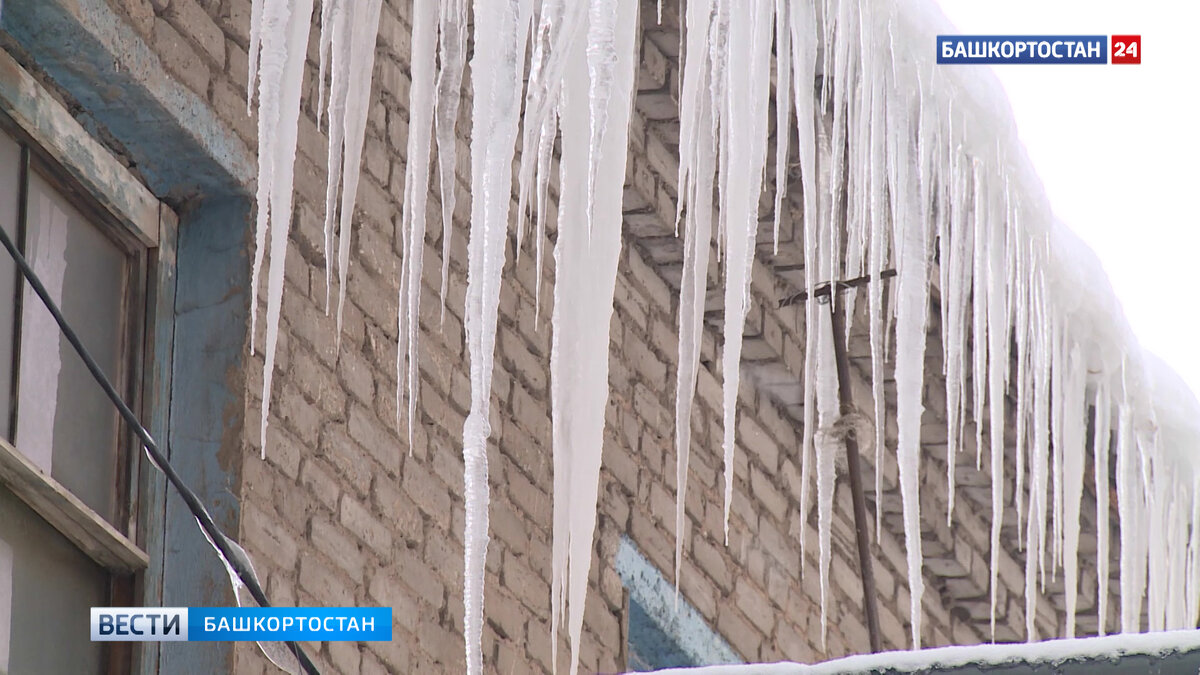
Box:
904, 0, 1200, 467
645, 629, 1200, 674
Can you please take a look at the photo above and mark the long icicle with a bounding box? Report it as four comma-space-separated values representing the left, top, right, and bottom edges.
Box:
1061, 343, 1087, 637
771, 0, 791, 254
550, 7, 640, 674
252, 0, 315, 456
397, 0, 439, 443
814, 302, 840, 649
890, 58, 930, 647
986, 172, 1010, 639
333, 0, 384, 352
435, 0, 469, 323
317, 0, 345, 309
462, 0, 533, 671
717, 0, 774, 542
789, 0, 819, 566
1094, 378, 1112, 635
672, 0, 717, 597
320, 0, 352, 315
674, 128, 716, 595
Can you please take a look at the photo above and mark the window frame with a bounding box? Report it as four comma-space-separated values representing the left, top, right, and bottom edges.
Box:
0, 107, 155, 671
15, 125, 149, 519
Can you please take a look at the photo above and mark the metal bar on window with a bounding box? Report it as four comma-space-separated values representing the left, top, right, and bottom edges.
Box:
0, 218, 321, 675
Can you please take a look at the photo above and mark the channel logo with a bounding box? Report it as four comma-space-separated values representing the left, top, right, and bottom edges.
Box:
91, 607, 393, 642
937, 35, 1141, 65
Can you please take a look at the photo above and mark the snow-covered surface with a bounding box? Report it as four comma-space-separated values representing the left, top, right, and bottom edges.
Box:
645, 629, 1200, 674
238, 0, 1200, 670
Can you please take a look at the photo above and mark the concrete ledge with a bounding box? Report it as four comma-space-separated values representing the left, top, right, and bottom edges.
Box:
0, 48, 160, 245
1, 0, 254, 201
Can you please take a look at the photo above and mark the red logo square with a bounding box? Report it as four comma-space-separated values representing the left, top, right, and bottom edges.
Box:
1112, 35, 1141, 64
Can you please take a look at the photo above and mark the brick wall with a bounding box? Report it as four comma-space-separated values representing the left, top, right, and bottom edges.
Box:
91, 0, 1115, 672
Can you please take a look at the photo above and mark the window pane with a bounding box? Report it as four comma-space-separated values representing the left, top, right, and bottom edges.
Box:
15, 171, 126, 523
0, 487, 106, 675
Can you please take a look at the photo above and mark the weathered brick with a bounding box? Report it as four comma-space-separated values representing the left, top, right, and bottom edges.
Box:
298, 554, 354, 606
153, 18, 209, 95
241, 502, 298, 572
311, 516, 365, 581
348, 402, 401, 474
340, 494, 393, 556
401, 456, 453, 529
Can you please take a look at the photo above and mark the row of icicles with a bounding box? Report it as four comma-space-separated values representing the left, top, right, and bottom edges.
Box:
243, 0, 1200, 672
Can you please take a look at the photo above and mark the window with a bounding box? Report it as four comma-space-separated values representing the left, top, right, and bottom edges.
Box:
616, 536, 741, 670
0, 117, 149, 674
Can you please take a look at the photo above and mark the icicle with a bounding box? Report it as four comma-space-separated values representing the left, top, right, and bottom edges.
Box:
583, 0, 619, 237
462, 0, 533, 671
1165, 476, 1188, 628
320, 0, 351, 314
316, 0, 340, 127
717, 0, 774, 543
316, 0, 337, 129
985, 181, 1010, 639
1117, 396, 1144, 632
672, 0, 721, 599
435, 0, 469, 323
1061, 343, 1086, 638
1025, 271, 1052, 636
866, 29, 888, 539
1032, 276, 1052, 587
771, 0, 791, 254
1050, 313, 1066, 572
788, 0, 819, 564
673, 122, 715, 595
835, 1, 865, 339
518, 0, 585, 316
333, 0, 384, 351
824, 1, 850, 320
533, 112, 558, 320
396, 0, 439, 443
250, 0, 315, 456
1012, 237, 1031, 544
675, 0, 716, 233
673, 0, 719, 588
1093, 379, 1112, 635
549, 4, 639, 674
814, 303, 840, 649
1187, 481, 1200, 628
246, 0, 265, 111
945, 159, 973, 526
519, 0, 568, 248
890, 80, 929, 649
936, 117, 953, 526
970, 169, 987, 472
1147, 459, 1168, 631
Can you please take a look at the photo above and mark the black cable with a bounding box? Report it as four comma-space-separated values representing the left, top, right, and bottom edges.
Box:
0, 222, 320, 675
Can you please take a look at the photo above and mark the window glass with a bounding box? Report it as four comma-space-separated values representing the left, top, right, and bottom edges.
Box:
0, 487, 106, 675
15, 170, 127, 523
628, 598, 696, 670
